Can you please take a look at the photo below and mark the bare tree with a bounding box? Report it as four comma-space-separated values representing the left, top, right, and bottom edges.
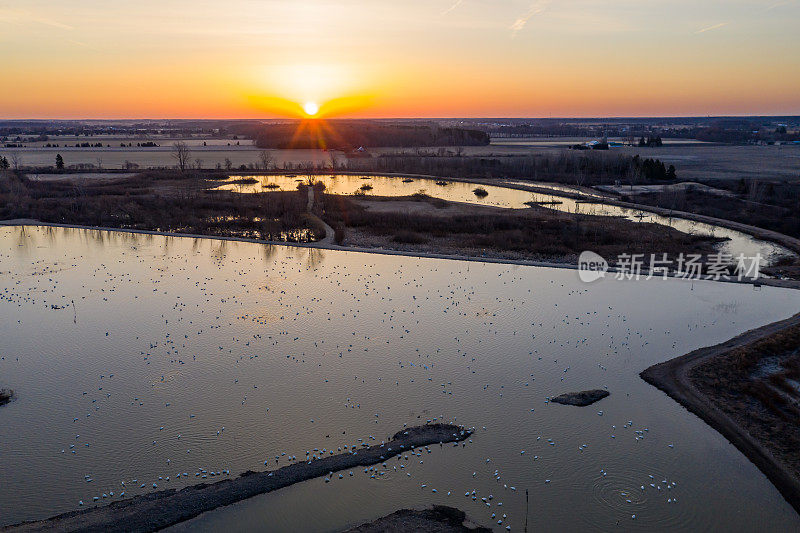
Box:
224, 158, 232, 171
172, 142, 191, 172
9, 152, 22, 172
747, 179, 764, 205
258, 150, 274, 171
194, 158, 204, 170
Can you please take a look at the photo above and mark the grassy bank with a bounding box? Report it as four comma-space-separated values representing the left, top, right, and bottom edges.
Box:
0, 172, 322, 242
321, 193, 725, 264
689, 323, 800, 475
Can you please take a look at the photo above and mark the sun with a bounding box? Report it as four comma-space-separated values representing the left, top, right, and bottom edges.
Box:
303, 101, 319, 117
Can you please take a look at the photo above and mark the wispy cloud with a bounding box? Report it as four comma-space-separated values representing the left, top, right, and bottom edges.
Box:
511, 0, 550, 37
441, 0, 463, 16
766, 0, 795, 11
695, 22, 728, 34
0, 8, 74, 30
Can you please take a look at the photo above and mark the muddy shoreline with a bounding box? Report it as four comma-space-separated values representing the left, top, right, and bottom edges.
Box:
3, 424, 472, 533
3, 220, 794, 290
641, 312, 800, 515
345, 505, 491, 532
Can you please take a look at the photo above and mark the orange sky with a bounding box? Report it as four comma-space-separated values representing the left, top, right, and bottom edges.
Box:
1, 1, 799, 118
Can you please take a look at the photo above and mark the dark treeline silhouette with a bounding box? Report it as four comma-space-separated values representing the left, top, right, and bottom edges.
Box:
346, 152, 676, 186
632, 155, 675, 181
669, 121, 800, 144
478, 118, 800, 144
638, 136, 663, 147
487, 124, 614, 138
253, 122, 489, 149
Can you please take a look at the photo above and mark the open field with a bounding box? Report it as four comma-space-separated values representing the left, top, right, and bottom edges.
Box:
4, 138, 799, 184
1, 146, 318, 171
484, 142, 800, 182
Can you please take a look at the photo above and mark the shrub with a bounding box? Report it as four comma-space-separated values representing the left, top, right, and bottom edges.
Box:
393, 230, 429, 244
334, 224, 345, 245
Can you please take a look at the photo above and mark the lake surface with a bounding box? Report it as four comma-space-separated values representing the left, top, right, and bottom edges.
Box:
215, 174, 793, 262
1, 225, 799, 532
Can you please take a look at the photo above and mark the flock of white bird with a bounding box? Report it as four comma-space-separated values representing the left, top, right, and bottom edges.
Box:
1, 225, 791, 531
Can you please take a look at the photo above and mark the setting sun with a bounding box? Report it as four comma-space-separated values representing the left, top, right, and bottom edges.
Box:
303, 102, 319, 117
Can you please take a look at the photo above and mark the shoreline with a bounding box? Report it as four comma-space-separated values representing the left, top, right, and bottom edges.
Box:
3, 219, 797, 290
254, 170, 800, 259
641, 312, 800, 516
17, 169, 800, 256
3, 424, 473, 533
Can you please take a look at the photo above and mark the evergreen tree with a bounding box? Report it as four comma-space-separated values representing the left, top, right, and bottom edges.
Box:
55, 154, 64, 170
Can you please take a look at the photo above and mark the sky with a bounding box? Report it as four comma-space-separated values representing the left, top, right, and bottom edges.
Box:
1, 0, 799, 118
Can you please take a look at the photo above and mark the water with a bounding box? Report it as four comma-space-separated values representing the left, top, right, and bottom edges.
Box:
1, 225, 799, 532
214, 174, 793, 262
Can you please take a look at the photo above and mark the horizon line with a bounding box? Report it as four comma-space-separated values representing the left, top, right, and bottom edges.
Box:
2, 114, 799, 123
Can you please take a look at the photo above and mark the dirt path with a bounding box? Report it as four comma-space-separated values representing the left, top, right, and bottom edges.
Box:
3, 424, 472, 533
307, 187, 334, 245
641, 312, 800, 515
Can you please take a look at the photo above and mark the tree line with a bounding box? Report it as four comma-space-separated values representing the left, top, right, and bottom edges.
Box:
346, 152, 677, 186
253, 122, 489, 150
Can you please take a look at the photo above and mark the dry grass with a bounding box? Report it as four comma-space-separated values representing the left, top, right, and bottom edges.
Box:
321, 193, 723, 262
690, 323, 800, 476
0, 171, 322, 242
633, 181, 800, 239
